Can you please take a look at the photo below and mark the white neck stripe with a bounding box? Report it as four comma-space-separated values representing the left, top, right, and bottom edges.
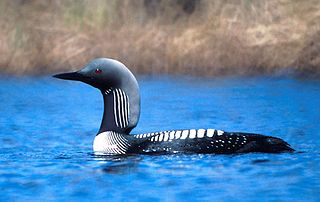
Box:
113, 90, 120, 128
112, 89, 130, 129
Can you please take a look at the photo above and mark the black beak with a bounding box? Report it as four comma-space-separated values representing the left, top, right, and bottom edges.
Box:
53, 71, 89, 81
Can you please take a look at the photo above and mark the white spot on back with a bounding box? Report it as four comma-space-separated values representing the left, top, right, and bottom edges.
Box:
189, 129, 196, 139
163, 132, 169, 141
217, 130, 224, 136
175, 131, 181, 139
207, 129, 215, 137
169, 131, 175, 140
181, 130, 189, 139
158, 133, 164, 141
197, 129, 205, 138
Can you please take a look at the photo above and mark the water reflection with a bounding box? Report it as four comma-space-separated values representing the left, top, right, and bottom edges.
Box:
91, 153, 142, 174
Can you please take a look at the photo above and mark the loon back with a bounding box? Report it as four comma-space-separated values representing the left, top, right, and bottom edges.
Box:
93, 130, 293, 155
53, 58, 294, 155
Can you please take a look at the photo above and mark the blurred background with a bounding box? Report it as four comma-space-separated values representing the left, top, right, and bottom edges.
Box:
0, 0, 320, 77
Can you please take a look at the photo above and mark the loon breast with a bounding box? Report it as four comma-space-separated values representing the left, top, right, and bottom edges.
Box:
93, 131, 131, 155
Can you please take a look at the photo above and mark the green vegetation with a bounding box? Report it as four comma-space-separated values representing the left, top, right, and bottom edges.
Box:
0, 0, 319, 76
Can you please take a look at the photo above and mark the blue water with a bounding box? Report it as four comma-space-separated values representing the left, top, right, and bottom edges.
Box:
0, 76, 319, 201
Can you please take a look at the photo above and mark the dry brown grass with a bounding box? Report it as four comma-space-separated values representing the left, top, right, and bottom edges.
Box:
0, 0, 320, 77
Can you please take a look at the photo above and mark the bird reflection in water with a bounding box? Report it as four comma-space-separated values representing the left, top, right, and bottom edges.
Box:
92, 153, 142, 174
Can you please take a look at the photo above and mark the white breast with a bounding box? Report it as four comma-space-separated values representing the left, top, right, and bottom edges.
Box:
93, 131, 130, 155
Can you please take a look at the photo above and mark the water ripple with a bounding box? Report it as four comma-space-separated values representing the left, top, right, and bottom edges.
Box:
0, 76, 319, 201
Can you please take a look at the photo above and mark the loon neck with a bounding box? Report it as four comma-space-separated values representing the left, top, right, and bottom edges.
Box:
98, 86, 140, 134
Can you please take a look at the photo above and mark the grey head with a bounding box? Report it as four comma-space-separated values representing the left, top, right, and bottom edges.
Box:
53, 58, 140, 134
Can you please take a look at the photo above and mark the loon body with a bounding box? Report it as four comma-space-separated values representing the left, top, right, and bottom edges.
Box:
54, 58, 294, 155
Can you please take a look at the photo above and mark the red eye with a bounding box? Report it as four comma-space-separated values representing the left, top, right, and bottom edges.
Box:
95, 68, 102, 74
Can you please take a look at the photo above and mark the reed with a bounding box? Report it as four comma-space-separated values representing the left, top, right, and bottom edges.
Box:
0, 0, 319, 77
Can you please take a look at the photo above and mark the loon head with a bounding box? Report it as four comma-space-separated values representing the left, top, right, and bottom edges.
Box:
54, 58, 140, 134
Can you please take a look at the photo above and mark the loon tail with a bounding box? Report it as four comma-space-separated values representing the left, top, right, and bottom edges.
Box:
235, 133, 295, 153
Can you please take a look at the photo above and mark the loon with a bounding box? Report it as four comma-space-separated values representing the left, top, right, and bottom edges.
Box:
53, 58, 294, 155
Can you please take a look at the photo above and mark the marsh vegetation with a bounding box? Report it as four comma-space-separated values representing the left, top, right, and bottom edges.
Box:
0, 0, 319, 77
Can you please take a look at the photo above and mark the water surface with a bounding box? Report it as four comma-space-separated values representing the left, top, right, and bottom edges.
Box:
0, 76, 319, 201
